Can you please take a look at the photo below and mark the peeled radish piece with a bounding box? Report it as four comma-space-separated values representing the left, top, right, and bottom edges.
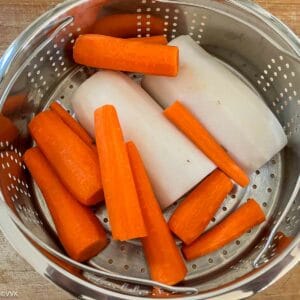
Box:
142, 35, 287, 173
71, 70, 215, 208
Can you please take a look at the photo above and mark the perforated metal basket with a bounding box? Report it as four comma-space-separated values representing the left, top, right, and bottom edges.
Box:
0, 0, 300, 299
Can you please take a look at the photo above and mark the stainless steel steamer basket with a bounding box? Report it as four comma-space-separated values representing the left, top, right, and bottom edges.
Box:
0, 0, 300, 299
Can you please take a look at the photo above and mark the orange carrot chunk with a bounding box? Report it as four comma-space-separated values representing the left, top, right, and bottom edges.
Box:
29, 110, 103, 206
50, 101, 94, 147
24, 147, 108, 262
182, 199, 266, 260
0, 114, 19, 145
169, 169, 233, 245
94, 105, 147, 241
128, 35, 168, 45
127, 141, 187, 285
73, 34, 178, 76
92, 14, 164, 38
164, 101, 249, 187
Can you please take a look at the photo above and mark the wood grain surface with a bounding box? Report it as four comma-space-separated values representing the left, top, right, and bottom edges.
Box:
0, 0, 299, 299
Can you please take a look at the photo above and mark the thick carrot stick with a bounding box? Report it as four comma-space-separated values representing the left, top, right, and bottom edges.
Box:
74, 34, 178, 76
0, 114, 19, 146
128, 35, 168, 45
169, 169, 233, 245
24, 147, 108, 262
50, 101, 94, 147
92, 14, 164, 38
29, 110, 103, 206
127, 141, 187, 285
182, 199, 266, 260
94, 105, 147, 240
29, 238, 82, 276
164, 101, 249, 187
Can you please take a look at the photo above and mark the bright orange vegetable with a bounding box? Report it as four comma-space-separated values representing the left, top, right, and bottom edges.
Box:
164, 101, 249, 187
50, 101, 94, 148
182, 199, 266, 260
73, 34, 178, 76
169, 169, 233, 245
274, 232, 293, 254
94, 105, 147, 241
128, 35, 168, 44
127, 141, 187, 285
24, 147, 108, 262
92, 14, 164, 38
0, 114, 19, 146
29, 110, 103, 206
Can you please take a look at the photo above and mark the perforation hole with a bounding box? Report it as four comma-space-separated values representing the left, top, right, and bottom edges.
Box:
192, 264, 197, 269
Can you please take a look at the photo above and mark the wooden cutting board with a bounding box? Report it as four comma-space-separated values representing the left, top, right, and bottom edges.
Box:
0, 0, 299, 299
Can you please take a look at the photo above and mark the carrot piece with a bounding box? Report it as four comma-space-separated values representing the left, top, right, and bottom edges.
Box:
73, 34, 178, 76
127, 141, 187, 285
0, 114, 19, 146
169, 169, 233, 245
50, 101, 94, 147
24, 147, 108, 262
30, 238, 82, 276
92, 14, 164, 38
94, 105, 147, 241
182, 199, 266, 260
274, 232, 293, 254
164, 101, 250, 187
128, 35, 168, 45
29, 110, 103, 206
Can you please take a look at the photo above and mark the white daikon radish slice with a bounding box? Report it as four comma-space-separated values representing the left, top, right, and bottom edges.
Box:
142, 35, 287, 173
71, 70, 215, 208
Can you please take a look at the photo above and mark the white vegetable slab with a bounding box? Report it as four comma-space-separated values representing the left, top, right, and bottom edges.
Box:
142, 35, 287, 174
71, 70, 215, 208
